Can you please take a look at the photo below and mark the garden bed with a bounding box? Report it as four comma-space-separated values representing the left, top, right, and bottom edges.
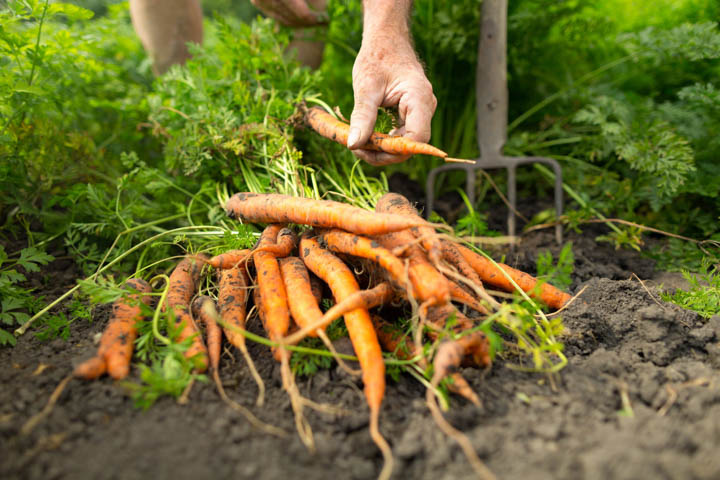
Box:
3, 226, 718, 480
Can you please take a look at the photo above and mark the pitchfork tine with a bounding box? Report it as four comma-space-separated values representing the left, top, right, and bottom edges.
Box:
424, 0, 564, 245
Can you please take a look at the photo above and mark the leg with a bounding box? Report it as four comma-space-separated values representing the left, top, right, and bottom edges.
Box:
129, 0, 203, 75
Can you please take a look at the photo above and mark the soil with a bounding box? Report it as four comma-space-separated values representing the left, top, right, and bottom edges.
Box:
2, 192, 720, 480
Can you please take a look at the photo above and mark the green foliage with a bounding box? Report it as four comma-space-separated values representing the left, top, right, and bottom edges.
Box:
536, 242, 574, 291
127, 347, 205, 410
34, 298, 91, 341
0, 244, 54, 345
662, 260, 720, 319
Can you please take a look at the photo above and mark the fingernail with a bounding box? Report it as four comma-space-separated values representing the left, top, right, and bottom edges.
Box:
347, 127, 360, 149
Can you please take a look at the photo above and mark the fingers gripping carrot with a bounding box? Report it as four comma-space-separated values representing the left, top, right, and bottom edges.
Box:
456, 244, 572, 309
167, 254, 210, 372
74, 278, 153, 380
306, 106, 447, 158
226, 192, 431, 236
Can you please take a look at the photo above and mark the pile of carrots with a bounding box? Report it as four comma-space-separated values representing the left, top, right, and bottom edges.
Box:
73, 191, 571, 480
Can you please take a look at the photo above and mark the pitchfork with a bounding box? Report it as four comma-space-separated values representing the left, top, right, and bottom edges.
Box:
425, 0, 564, 244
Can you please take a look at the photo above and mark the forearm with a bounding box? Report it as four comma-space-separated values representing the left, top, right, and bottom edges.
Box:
361, 0, 412, 42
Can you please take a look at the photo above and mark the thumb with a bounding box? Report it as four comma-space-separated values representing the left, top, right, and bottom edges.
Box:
348, 83, 383, 149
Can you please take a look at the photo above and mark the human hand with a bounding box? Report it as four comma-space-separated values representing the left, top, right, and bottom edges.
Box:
251, 0, 328, 27
347, 31, 436, 166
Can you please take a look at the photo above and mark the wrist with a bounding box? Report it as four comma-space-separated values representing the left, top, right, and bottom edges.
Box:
362, 0, 412, 44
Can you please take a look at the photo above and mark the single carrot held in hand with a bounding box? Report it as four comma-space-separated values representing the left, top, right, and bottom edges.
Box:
74, 278, 152, 380
166, 254, 210, 372
306, 106, 448, 158
226, 192, 432, 236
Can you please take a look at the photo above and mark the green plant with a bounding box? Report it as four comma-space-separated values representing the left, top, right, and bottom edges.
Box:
536, 242, 575, 291
0, 245, 54, 345
662, 260, 720, 319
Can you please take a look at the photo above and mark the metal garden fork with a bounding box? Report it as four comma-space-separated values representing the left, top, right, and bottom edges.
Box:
425, 0, 564, 244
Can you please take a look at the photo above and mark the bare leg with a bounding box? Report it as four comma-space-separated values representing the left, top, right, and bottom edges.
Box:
129, 0, 203, 75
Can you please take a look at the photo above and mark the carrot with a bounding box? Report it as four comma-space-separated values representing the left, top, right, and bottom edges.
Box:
440, 240, 484, 289
278, 257, 324, 338
448, 281, 489, 315
306, 106, 447, 158
426, 303, 476, 336
309, 272, 324, 304
279, 256, 362, 376
375, 192, 442, 266
217, 265, 266, 406
217, 266, 251, 351
456, 244, 572, 309
370, 315, 480, 405
427, 334, 497, 480
226, 192, 431, 236
373, 202, 450, 307
254, 225, 291, 362
284, 281, 395, 345
167, 254, 209, 372
258, 227, 297, 257
299, 235, 392, 476
191, 295, 286, 436
74, 278, 152, 380
319, 229, 407, 286
207, 249, 252, 269
191, 296, 222, 372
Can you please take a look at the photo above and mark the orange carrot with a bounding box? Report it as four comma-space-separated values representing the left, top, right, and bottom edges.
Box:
375, 192, 442, 265
284, 281, 395, 345
254, 225, 291, 361
191, 296, 222, 372
226, 192, 431, 236
278, 257, 324, 338
448, 281, 489, 315
74, 278, 152, 380
309, 272, 324, 304
440, 241, 484, 289
456, 244, 572, 309
299, 235, 385, 414
319, 229, 407, 285
426, 302, 476, 335
259, 227, 297, 257
207, 249, 252, 269
299, 234, 392, 476
217, 266, 251, 350
306, 106, 447, 158
371, 315, 480, 405
373, 201, 450, 306
167, 254, 209, 372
